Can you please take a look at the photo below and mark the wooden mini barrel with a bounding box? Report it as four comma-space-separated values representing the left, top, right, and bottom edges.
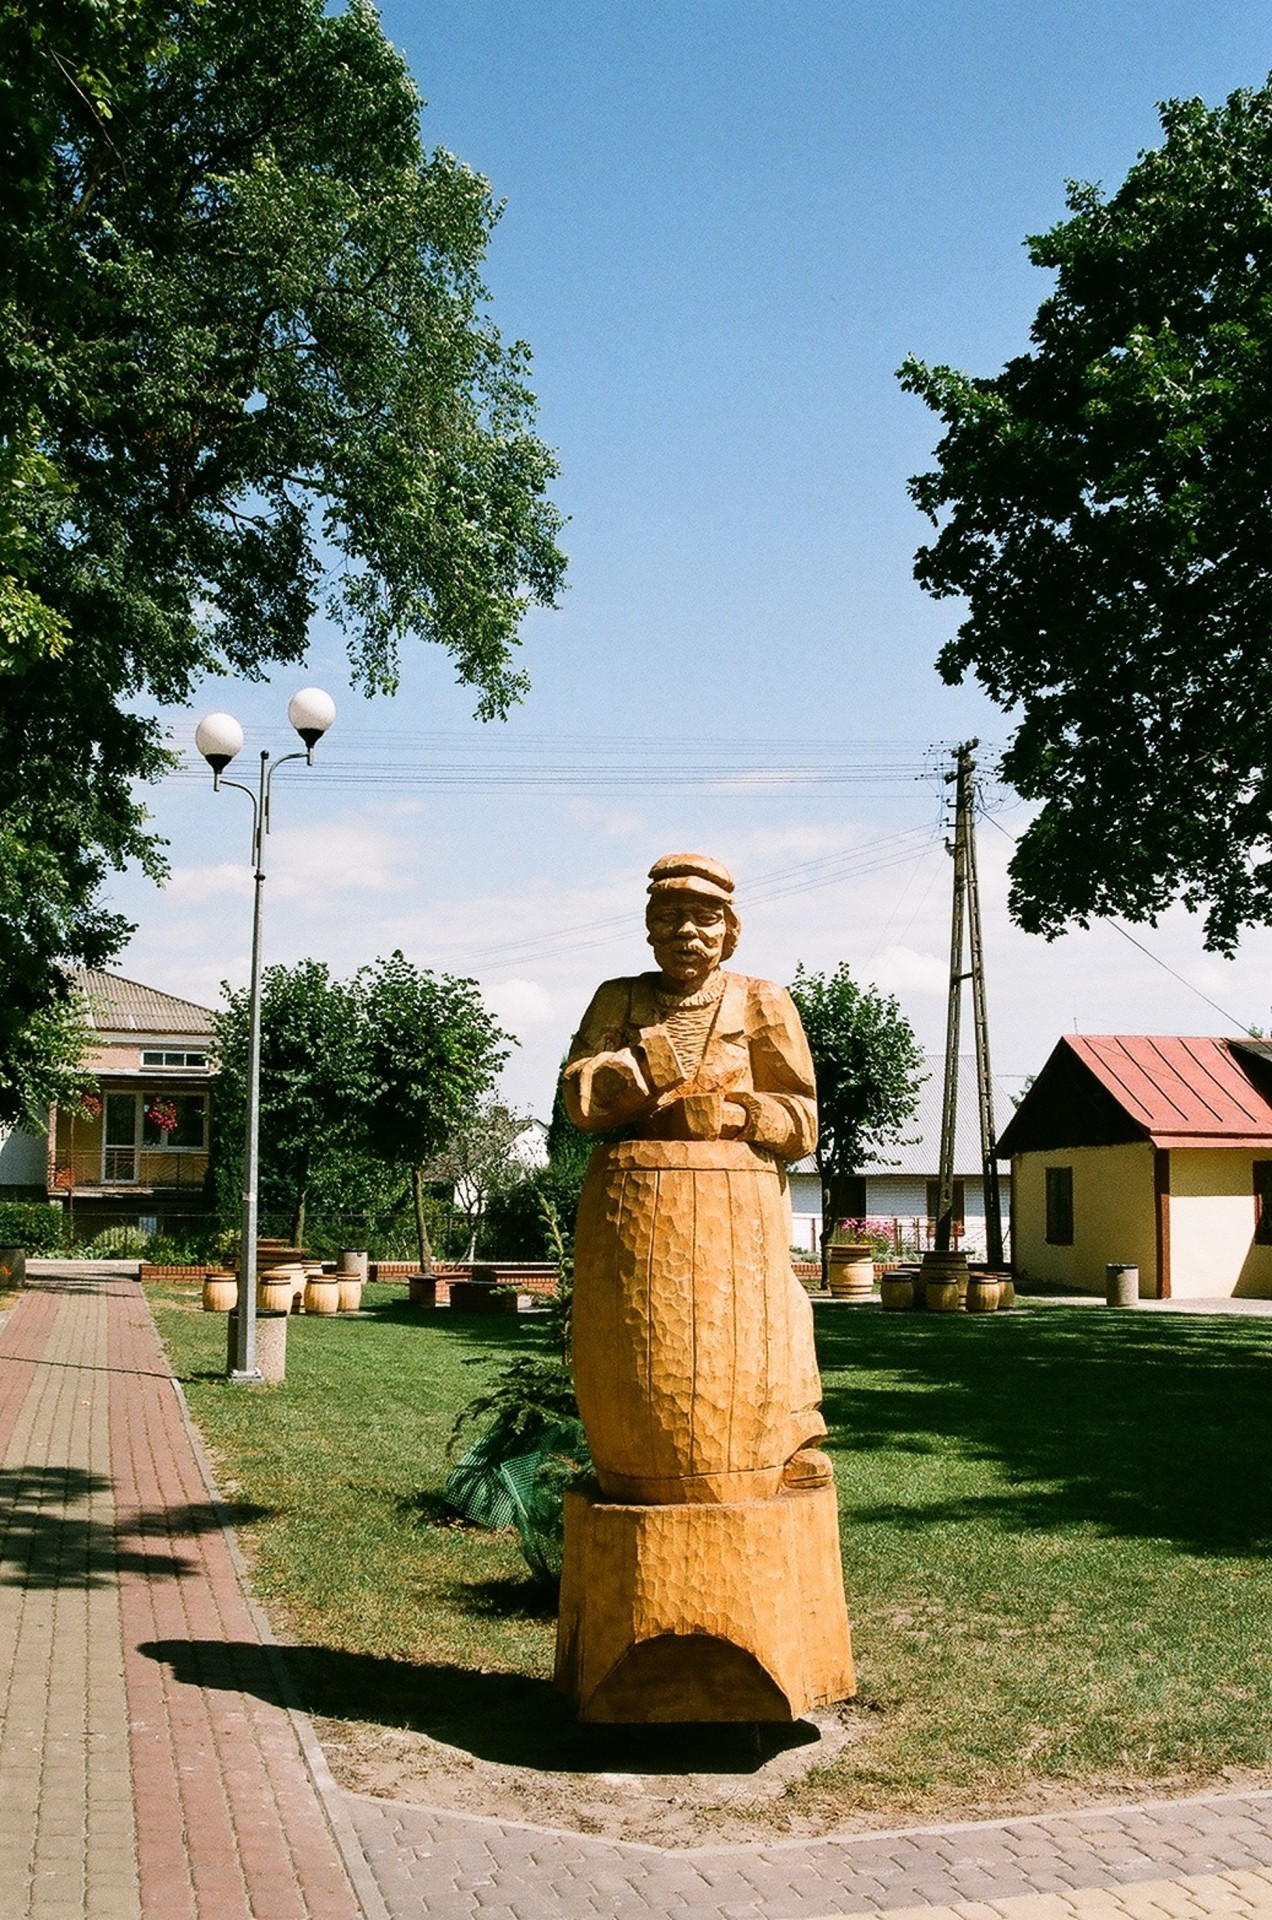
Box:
966, 1274, 1002, 1313
303, 1275, 340, 1315
337, 1276, 364, 1313
925, 1276, 963, 1312
573, 1139, 823, 1505
202, 1271, 238, 1312
257, 1267, 296, 1314
879, 1273, 915, 1312
827, 1245, 874, 1298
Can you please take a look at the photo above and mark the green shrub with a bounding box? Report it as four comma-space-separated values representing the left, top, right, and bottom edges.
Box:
91, 1223, 151, 1256
0, 1202, 70, 1253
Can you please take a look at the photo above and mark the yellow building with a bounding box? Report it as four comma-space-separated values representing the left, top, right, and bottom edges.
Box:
999, 1035, 1272, 1299
45, 970, 216, 1236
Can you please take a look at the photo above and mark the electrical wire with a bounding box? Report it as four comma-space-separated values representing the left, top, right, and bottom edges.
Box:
979, 809, 1254, 1034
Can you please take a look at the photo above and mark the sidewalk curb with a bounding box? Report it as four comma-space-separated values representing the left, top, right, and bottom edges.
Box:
165, 1369, 392, 1920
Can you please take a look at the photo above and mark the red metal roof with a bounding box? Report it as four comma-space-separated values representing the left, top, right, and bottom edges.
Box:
1066, 1035, 1272, 1147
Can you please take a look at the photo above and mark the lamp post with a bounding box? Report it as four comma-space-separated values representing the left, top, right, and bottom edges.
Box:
195, 689, 335, 1382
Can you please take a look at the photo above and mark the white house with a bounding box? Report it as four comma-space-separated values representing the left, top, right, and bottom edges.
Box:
787, 1055, 1021, 1260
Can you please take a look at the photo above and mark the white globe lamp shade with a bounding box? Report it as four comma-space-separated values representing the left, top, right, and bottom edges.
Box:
195, 712, 244, 773
287, 686, 336, 749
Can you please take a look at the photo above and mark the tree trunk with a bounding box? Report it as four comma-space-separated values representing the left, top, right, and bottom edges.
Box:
291, 1188, 306, 1250
819, 1178, 831, 1292
412, 1165, 434, 1272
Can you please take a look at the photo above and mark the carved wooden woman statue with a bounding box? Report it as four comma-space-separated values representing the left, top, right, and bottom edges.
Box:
563, 853, 832, 1506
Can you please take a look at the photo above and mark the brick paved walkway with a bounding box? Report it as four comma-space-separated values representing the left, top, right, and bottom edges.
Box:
5, 1270, 1272, 1919
0, 1271, 370, 1919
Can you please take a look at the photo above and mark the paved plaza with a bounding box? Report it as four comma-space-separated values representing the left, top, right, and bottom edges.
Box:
3, 1269, 1272, 1918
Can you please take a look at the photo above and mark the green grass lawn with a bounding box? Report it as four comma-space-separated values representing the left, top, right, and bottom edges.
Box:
151, 1284, 1272, 1819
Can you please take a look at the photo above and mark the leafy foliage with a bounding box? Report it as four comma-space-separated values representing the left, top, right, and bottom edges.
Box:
359, 952, 511, 1269
901, 79, 1272, 952
210, 952, 510, 1259
424, 1101, 534, 1259
0, 1201, 71, 1253
0, 0, 565, 1103
790, 963, 925, 1276
211, 960, 367, 1245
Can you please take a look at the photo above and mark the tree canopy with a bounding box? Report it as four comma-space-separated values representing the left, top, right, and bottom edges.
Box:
0, 0, 565, 1120
359, 952, 511, 1268
900, 79, 1272, 953
789, 963, 924, 1268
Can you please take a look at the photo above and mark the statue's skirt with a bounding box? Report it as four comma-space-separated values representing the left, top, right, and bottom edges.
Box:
572, 1139, 824, 1505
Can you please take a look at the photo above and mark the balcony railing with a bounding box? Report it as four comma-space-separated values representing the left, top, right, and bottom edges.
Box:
50, 1150, 209, 1195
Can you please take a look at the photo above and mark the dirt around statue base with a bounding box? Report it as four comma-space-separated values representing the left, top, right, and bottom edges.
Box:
555, 1481, 856, 1723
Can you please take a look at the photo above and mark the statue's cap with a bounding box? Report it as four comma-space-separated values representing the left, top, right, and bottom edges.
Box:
646, 852, 735, 905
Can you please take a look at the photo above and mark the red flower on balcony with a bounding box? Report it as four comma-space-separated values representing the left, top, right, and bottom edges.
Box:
145, 1097, 180, 1135
78, 1093, 103, 1119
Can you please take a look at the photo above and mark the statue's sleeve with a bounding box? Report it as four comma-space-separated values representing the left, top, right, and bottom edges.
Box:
736, 983, 819, 1161
561, 980, 657, 1132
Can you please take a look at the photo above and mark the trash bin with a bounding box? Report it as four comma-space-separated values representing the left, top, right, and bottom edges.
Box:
1105, 1263, 1139, 1307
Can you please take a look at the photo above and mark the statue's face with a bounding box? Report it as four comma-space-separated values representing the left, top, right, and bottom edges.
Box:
647, 894, 728, 986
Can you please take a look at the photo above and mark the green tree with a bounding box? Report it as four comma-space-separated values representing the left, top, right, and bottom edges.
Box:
0, 0, 566, 1110
358, 952, 510, 1271
789, 963, 925, 1285
901, 78, 1272, 954
210, 960, 365, 1245
425, 1101, 533, 1260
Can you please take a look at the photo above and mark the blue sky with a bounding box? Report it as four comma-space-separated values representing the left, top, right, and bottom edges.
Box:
112, 1, 1272, 1113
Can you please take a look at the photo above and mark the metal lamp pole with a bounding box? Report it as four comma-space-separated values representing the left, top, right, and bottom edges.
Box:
195, 688, 335, 1382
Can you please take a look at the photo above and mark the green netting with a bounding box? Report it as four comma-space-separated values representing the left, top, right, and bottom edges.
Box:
443, 1418, 591, 1586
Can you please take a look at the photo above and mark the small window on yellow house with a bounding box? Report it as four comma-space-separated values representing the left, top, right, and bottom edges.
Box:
1045, 1166, 1074, 1245
1253, 1162, 1272, 1245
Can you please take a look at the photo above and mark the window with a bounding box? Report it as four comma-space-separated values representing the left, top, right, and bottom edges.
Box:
141, 1093, 206, 1149
1045, 1166, 1074, 1245
141, 1050, 206, 1067
103, 1092, 139, 1183
1254, 1162, 1272, 1245
925, 1179, 965, 1235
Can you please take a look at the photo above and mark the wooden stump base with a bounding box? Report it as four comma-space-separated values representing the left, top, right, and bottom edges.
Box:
554, 1481, 855, 1723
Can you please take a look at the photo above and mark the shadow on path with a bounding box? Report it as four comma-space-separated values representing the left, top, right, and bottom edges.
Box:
137, 1636, 819, 1776
0, 1466, 271, 1589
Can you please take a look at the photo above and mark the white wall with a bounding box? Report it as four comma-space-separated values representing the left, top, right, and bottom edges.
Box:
786, 1170, 1012, 1260
0, 1124, 47, 1189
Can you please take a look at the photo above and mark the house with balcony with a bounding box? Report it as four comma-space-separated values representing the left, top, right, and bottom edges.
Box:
40, 969, 216, 1236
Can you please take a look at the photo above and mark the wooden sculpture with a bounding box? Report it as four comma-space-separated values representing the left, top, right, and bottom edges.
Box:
554, 853, 855, 1722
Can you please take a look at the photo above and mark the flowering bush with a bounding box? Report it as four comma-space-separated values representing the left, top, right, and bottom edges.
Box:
145, 1097, 180, 1135
77, 1092, 103, 1119
833, 1217, 898, 1258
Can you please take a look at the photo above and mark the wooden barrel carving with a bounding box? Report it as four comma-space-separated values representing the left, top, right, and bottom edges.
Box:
303, 1276, 340, 1316
572, 1139, 819, 1505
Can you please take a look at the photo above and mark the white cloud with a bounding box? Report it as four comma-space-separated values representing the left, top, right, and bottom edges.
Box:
483, 978, 555, 1032
873, 945, 949, 997
163, 861, 253, 903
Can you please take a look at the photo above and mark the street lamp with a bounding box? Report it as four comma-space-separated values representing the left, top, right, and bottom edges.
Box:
195, 689, 335, 1382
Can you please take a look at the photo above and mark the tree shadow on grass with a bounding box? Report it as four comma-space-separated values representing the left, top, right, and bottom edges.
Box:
0, 1466, 272, 1589
816, 1308, 1272, 1556
137, 1635, 819, 1775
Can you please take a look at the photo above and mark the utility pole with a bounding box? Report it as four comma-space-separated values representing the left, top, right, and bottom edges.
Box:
965, 756, 1004, 1267
934, 744, 972, 1253
934, 741, 1003, 1266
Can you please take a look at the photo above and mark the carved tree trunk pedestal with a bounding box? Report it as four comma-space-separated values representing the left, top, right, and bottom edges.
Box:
554, 1481, 855, 1723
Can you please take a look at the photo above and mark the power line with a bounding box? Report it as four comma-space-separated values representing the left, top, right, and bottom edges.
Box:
980, 810, 1253, 1034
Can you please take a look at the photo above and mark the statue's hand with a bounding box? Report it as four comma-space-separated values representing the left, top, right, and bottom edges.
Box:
719, 1099, 750, 1137
583, 1048, 652, 1117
